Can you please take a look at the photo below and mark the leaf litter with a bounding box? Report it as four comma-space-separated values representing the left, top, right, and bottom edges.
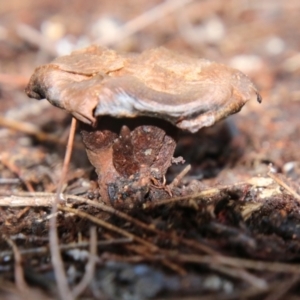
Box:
1, 0, 300, 299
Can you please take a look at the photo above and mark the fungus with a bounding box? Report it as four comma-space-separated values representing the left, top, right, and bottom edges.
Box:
25, 46, 261, 206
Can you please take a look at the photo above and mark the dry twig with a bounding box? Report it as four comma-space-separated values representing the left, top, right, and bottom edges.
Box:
175, 254, 300, 274
58, 205, 158, 252
263, 274, 300, 300
268, 171, 300, 202
168, 164, 191, 189
0, 238, 132, 258
50, 117, 77, 300
16, 23, 57, 56
72, 227, 97, 298
209, 264, 267, 290
142, 186, 226, 208
0, 192, 218, 255
3, 235, 31, 299
0, 116, 67, 146
58, 205, 186, 274
0, 152, 35, 192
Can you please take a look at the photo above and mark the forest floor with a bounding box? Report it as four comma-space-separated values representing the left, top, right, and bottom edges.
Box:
1, 0, 300, 299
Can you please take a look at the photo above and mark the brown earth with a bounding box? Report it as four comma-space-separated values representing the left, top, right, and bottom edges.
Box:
0, 0, 300, 299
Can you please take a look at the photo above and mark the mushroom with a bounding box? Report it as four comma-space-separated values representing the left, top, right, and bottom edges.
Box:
25, 45, 261, 206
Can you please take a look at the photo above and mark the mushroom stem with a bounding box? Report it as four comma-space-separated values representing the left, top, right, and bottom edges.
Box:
80, 116, 178, 206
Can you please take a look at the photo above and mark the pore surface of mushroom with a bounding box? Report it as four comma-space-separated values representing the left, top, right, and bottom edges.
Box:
26, 46, 261, 206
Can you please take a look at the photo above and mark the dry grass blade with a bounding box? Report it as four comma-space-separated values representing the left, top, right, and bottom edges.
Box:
209, 264, 267, 289
0, 152, 35, 192
58, 205, 158, 252
0, 116, 67, 146
87, 200, 218, 255
142, 186, 225, 208
263, 274, 300, 300
3, 235, 30, 298
16, 23, 57, 56
67, 196, 217, 255
268, 171, 300, 202
168, 164, 191, 189
124, 243, 186, 275
56, 118, 77, 196
142, 178, 269, 208
0, 238, 132, 258
58, 205, 185, 274
175, 254, 300, 274
156, 285, 269, 300
0, 192, 217, 255
0, 194, 61, 206
72, 227, 97, 298
50, 117, 77, 300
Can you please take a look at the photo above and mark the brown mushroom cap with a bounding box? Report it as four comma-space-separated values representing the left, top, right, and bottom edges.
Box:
25, 45, 261, 133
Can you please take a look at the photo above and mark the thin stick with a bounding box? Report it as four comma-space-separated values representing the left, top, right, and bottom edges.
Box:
0, 178, 257, 206
0, 116, 65, 145
0, 153, 35, 192
3, 236, 30, 298
16, 23, 57, 56
168, 164, 191, 189
72, 227, 97, 298
125, 243, 186, 275
263, 274, 300, 300
0, 238, 132, 258
100, 251, 300, 275
155, 285, 269, 300
0, 193, 218, 255
59, 205, 185, 274
50, 117, 77, 300
143, 187, 222, 208
0, 116, 83, 149
0, 195, 60, 206
56, 118, 77, 196
142, 178, 262, 208
75, 196, 218, 255
175, 254, 300, 274
209, 264, 267, 289
268, 171, 300, 202
0, 193, 169, 207
58, 205, 158, 252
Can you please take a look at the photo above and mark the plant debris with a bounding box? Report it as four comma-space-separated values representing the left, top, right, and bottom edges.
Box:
1, 0, 300, 299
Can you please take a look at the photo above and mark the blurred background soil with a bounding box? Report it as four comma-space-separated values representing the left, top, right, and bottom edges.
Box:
1, 0, 300, 299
